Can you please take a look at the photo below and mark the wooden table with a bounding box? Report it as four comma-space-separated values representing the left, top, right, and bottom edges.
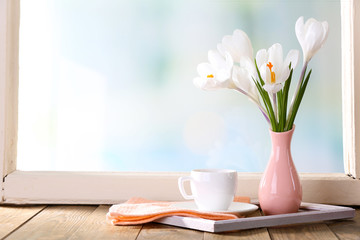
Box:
0, 205, 359, 240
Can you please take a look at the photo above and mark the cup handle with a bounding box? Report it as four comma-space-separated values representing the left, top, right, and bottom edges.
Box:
178, 176, 194, 200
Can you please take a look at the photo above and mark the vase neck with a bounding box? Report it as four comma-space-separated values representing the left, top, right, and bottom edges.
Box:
269, 127, 295, 149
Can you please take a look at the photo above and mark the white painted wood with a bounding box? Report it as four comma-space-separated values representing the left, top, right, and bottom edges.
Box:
0, 0, 7, 202
5, 0, 19, 177
0, 0, 20, 202
3, 171, 360, 205
354, 0, 360, 178
214, 204, 355, 232
155, 203, 355, 233
3, 171, 187, 204
341, 0, 360, 178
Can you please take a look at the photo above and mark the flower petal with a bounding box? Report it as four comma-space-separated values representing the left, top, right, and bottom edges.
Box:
232, 66, 259, 102
272, 83, 284, 93
193, 77, 207, 89
224, 52, 234, 70
321, 21, 329, 46
233, 29, 253, 60
295, 16, 305, 45
220, 29, 253, 63
239, 56, 256, 79
304, 21, 325, 53
217, 69, 231, 82
232, 66, 250, 91
278, 67, 290, 83
221, 35, 239, 62
263, 83, 283, 94
284, 49, 299, 69
217, 43, 226, 56
193, 76, 227, 90
259, 64, 268, 83
256, 49, 268, 67
296, 16, 329, 63
208, 50, 226, 69
197, 63, 214, 78
304, 18, 317, 31
268, 43, 283, 73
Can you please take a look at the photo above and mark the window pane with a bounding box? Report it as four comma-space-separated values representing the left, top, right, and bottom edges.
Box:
18, 0, 343, 172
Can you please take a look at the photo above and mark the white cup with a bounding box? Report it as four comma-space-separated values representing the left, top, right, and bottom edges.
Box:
178, 169, 238, 211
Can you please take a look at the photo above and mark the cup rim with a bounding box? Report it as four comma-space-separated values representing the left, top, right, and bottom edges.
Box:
191, 169, 237, 174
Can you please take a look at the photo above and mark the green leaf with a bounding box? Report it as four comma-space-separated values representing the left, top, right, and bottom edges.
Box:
253, 78, 277, 131
281, 69, 293, 131
286, 69, 312, 130
277, 90, 283, 130
254, 59, 265, 86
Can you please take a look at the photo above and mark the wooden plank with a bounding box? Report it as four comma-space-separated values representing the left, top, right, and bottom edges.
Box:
136, 223, 203, 240
69, 205, 142, 240
268, 224, 338, 240
5, 205, 96, 240
327, 209, 360, 240
265, 204, 339, 240
204, 210, 271, 240
0, 205, 45, 239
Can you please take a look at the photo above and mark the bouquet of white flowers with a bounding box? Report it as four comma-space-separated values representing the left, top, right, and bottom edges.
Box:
194, 17, 328, 132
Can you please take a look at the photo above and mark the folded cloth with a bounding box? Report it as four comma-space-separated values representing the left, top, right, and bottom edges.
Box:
107, 196, 251, 225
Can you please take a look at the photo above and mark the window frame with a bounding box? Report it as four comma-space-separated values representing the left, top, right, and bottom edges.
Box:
1, 0, 359, 205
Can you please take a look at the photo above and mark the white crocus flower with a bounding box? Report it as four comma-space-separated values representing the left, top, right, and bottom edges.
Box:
217, 29, 253, 63
256, 43, 299, 94
232, 57, 258, 102
295, 16, 329, 64
193, 50, 234, 90
216, 29, 259, 100
232, 58, 270, 123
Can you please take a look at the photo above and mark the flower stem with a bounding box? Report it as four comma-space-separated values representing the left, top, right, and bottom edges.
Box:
272, 93, 277, 122
234, 87, 270, 125
288, 62, 308, 119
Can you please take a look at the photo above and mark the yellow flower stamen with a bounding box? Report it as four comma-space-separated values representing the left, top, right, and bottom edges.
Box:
207, 74, 214, 78
266, 62, 276, 84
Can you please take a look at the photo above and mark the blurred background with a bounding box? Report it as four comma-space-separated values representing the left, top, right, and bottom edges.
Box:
17, 0, 343, 172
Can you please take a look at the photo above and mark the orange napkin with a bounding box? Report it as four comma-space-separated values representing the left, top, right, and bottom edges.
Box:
107, 196, 250, 225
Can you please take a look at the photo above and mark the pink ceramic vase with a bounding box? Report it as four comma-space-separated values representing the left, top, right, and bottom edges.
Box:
258, 126, 302, 215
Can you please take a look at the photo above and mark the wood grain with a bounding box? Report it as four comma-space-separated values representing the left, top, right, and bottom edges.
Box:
327, 209, 360, 240
262, 204, 339, 240
69, 205, 142, 240
1, 205, 360, 239
136, 222, 203, 240
204, 210, 271, 240
0, 205, 45, 239
5, 205, 96, 240
268, 224, 338, 240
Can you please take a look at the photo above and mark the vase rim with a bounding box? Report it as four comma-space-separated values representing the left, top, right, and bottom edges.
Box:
269, 125, 295, 134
